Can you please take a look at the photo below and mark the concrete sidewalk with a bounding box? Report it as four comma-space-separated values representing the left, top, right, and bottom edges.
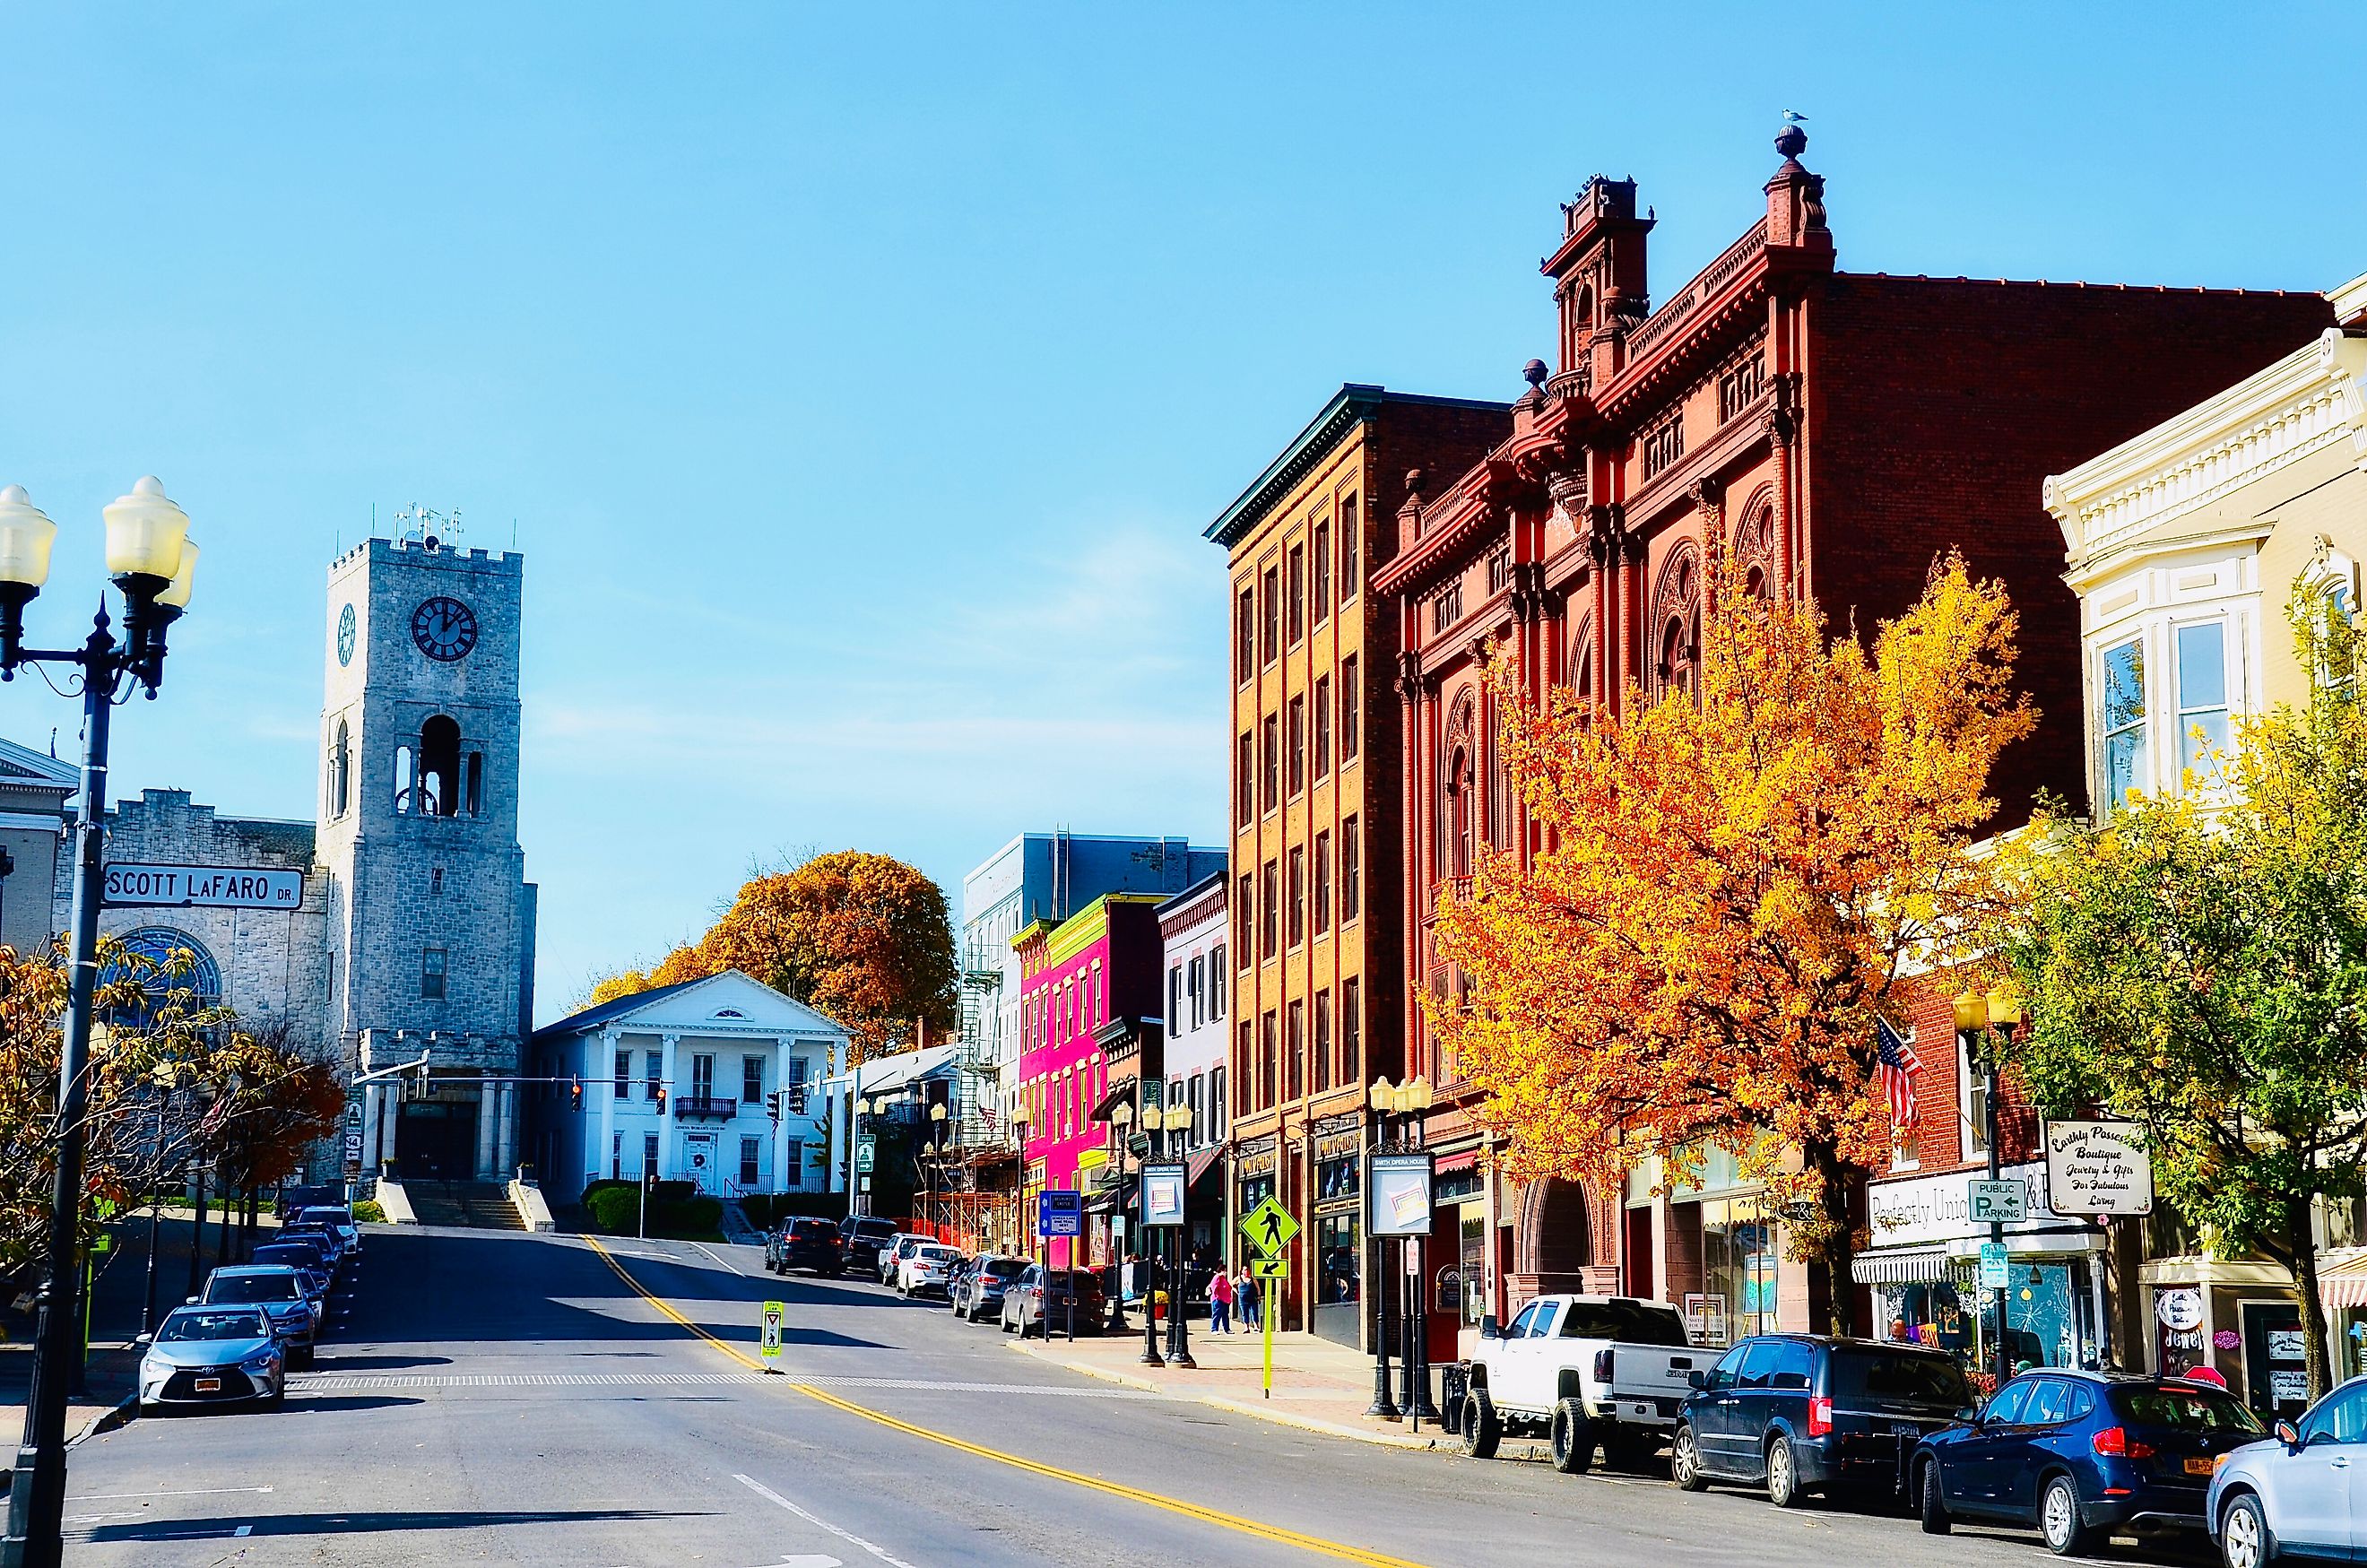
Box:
1005, 1317, 1465, 1451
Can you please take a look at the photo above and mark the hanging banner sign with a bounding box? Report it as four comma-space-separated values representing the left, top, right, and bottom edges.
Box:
2044, 1121, 2154, 1216
103, 862, 303, 911
1367, 1151, 1436, 1238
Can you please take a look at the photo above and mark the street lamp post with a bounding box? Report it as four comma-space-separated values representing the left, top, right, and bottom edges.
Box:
1954, 984, 2025, 1395
1364, 1079, 1402, 1421
1009, 1100, 1032, 1260
1110, 1100, 1149, 1354
1, 478, 200, 1568
1157, 1103, 1196, 1370
927, 1102, 948, 1240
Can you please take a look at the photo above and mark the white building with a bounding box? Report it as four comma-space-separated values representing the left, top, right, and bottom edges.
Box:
1155, 871, 1230, 1259
527, 970, 843, 1204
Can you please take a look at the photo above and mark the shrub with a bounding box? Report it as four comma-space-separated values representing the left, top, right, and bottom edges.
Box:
351, 1200, 386, 1225
584, 1188, 726, 1241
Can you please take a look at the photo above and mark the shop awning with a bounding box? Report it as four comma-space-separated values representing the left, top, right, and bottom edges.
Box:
1853, 1246, 1955, 1285
1433, 1148, 1480, 1176
1185, 1148, 1223, 1189
2319, 1250, 2367, 1309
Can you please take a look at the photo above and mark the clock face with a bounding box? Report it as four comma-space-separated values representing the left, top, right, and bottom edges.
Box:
336, 603, 356, 668
411, 596, 478, 663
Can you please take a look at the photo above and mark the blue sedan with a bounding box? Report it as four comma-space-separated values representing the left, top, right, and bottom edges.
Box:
1915, 1370, 2264, 1555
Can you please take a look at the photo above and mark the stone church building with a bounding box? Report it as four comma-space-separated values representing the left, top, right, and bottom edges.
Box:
8, 525, 537, 1187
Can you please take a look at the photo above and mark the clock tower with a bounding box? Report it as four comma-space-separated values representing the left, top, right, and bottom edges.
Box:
320, 526, 533, 1183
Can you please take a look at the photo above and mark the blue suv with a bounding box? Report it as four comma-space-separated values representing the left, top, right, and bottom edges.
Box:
1673, 1334, 1971, 1507
1915, 1370, 2263, 1555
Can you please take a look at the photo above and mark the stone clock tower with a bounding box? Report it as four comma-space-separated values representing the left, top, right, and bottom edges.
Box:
320, 528, 533, 1183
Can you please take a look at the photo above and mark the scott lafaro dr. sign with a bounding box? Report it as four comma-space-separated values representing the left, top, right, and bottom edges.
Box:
103, 862, 304, 911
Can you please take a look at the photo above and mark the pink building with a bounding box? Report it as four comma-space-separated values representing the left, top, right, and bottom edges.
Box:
1014, 894, 1165, 1269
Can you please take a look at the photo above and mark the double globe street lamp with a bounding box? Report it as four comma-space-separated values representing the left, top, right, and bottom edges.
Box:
1366, 1075, 1435, 1424
1953, 983, 2026, 1395
0, 479, 201, 1568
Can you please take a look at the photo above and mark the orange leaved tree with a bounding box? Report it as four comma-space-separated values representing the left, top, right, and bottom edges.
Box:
1426, 551, 2033, 1331
588, 850, 958, 1061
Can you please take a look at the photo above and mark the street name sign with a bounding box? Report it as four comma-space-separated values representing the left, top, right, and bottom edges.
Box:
1241, 1197, 1298, 1258
102, 862, 303, 911
1966, 1178, 2028, 1225
2044, 1121, 2154, 1216
1037, 1188, 1083, 1238
759, 1300, 785, 1371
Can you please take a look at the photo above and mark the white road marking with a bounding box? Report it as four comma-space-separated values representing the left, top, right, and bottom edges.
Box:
694, 1241, 750, 1277
234, 1525, 253, 1536
733, 1475, 923, 1568
287, 1371, 1165, 1398
66, 1485, 275, 1502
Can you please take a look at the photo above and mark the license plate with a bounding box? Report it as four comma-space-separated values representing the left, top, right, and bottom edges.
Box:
195, 1377, 221, 1392
2185, 1457, 2215, 1477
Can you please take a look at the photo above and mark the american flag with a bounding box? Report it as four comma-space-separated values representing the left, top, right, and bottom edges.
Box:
1874, 1015, 1920, 1129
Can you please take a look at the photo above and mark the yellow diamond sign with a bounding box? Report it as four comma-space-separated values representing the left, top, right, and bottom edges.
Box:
1240, 1196, 1299, 1259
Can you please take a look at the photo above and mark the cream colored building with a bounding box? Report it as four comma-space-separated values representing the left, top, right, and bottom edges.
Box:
2044, 271, 2367, 1414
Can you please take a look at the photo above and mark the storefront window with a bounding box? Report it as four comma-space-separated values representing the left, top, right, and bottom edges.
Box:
1316, 1215, 1361, 1306
1699, 1198, 1777, 1344
1877, 1278, 1976, 1359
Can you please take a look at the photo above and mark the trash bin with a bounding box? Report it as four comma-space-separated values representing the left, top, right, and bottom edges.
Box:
1439, 1363, 1469, 1435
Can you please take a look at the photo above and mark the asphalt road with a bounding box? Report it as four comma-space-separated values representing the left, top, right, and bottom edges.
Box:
49, 1226, 2214, 1566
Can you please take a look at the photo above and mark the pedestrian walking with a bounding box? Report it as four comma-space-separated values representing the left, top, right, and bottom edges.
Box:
1235, 1265, 1261, 1331
1208, 1264, 1233, 1333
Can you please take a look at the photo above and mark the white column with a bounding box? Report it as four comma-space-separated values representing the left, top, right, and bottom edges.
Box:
493, 1080, 515, 1179
360, 1083, 383, 1173
597, 1030, 618, 1184
773, 1037, 793, 1193
473, 1075, 498, 1179
657, 1034, 680, 1179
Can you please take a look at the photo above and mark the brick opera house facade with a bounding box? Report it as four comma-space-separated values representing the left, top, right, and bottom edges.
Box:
1358, 127, 2331, 1356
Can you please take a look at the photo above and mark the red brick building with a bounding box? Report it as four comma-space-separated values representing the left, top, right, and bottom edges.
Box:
1373, 125, 2333, 1361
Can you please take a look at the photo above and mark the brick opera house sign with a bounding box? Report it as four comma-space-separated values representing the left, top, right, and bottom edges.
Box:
102, 861, 304, 911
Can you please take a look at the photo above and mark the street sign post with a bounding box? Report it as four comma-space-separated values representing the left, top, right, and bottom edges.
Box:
1238, 1200, 1298, 1399
1978, 1240, 2010, 1292
1240, 1196, 1298, 1258
101, 862, 303, 911
855, 1136, 876, 1175
759, 1300, 785, 1373
1036, 1189, 1082, 1238
1967, 1178, 2028, 1225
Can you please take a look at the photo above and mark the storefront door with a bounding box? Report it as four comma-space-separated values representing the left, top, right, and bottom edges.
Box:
681, 1131, 716, 1193
2242, 1299, 2310, 1421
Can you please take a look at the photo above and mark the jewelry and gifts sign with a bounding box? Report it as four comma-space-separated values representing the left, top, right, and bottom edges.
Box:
103, 862, 303, 911
2043, 1121, 2154, 1216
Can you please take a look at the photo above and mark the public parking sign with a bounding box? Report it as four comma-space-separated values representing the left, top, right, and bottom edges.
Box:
1967, 1177, 2028, 1225
1037, 1188, 1083, 1238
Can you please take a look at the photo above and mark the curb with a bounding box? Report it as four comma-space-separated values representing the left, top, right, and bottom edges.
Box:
1003, 1338, 1455, 1451
66, 1395, 136, 1448
1002, 1338, 1167, 1394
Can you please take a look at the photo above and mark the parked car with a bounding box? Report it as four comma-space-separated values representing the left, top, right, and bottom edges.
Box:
246, 1244, 333, 1307
260, 1232, 342, 1287
1457, 1295, 1705, 1470
837, 1216, 899, 1277
1916, 1371, 2265, 1555
897, 1243, 963, 1298
1672, 1334, 1971, 1508
957, 1257, 1029, 1322
1000, 1265, 1104, 1338
196, 1264, 321, 1363
2208, 1373, 2367, 1566
136, 1304, 286, 1412
293, 1205, 361, 1254
941, 1257, 979, 1308
276, 1224, 347, 1272
767, 1217, 843, 1276
879, 1234, 925, 1286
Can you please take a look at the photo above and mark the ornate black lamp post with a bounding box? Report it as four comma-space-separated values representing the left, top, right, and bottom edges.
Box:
0, 478, 200, 1568
1154, 1103, 1196, 1369
1953, 985, 2025, 1395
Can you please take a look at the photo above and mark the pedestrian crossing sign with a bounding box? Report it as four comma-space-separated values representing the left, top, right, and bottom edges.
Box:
759, 1300, 785, 1369
1241, 1197, 1298, 1258
1250, 1257, 1286, 1280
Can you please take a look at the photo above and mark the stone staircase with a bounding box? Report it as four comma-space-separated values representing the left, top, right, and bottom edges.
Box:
717, 1197, 765, 1246
404, 1180, 526, 1231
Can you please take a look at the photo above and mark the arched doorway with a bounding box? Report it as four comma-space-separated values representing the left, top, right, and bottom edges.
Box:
1515, 1177, 1600, 1301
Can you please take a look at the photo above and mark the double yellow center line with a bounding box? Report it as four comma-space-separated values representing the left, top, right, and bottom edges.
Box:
584, 1235, 1429, 1568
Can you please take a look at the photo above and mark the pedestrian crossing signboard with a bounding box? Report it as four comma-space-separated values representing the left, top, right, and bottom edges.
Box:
1241, 1197, 1298, 1258
1250, 1257, 1286, 1280
759, 1300, 785, 1372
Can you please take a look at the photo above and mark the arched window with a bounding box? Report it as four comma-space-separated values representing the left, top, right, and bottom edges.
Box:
330, 720, 350, 819
1566, 618, 1594, 701
1485, 701, 1513, 851
421, 715, 461, 818
1735, 498, 1776, 599
393, 746, 414, 815
1653, 547, 1703, 701
100, 926, 222, 1021
1443, 747, 1474, 879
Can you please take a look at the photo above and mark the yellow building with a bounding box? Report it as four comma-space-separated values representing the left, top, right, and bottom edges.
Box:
1204, 386, 1506, 1346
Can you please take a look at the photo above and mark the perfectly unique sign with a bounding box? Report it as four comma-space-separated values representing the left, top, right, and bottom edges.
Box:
1967, 1178, 2028, 1225
1978, 1241, 2011, 1291
1037, 1189, 1082, 1238
2045, 1121, 2154, 1216
1140, 1162, 1186, 1228
1241, 1196, 1299, 1258
103, 862, 303, 911
1367, 1151, 1435, 1238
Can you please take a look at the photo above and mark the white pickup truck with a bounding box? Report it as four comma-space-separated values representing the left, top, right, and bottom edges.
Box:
1454, 1295, 1707, 1473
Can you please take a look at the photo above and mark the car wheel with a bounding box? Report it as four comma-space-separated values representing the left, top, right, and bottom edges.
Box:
1764, 1434, 1805, 1509
267, 1384, 287, 1411
2220, 1492, 2275, 1568
1549, 1398, 1595, 1475
1918, 1458, 1951, 1535
2040, 1473, 2096, 1557
1671, 1424, 1710, 1492
1461, 1385, 1501, 1460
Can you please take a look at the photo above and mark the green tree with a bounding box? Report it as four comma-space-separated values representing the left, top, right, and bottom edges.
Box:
1990, 584, 2367, 1402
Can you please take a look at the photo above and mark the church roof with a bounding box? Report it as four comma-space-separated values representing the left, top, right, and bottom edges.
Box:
533, 969, 850, 1044
0, 734, 76, 792
532, 977, 711, 1042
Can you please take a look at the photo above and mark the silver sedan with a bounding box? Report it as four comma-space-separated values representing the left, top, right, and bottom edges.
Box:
137, 1305, 287, 1413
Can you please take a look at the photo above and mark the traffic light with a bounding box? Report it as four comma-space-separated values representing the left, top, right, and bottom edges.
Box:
569, 1076, 583, 1111
766, 1091, 781, 1124
655, 1084, 668, 1112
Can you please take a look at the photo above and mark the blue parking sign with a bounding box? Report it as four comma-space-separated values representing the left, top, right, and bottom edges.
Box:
1037, 1189, 1082, 1238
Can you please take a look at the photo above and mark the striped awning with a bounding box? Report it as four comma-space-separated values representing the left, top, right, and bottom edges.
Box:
2320, 1252, 2367, 1309
1853, 1246, 1955, 1285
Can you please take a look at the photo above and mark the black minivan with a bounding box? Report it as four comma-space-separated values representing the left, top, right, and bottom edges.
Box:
1673, 1334, 1971, 1508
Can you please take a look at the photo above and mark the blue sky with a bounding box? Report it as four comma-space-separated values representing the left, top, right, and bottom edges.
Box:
3, 4, 2360, 1019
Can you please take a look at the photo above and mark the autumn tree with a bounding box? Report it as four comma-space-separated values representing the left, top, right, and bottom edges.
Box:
588, 850, 958, 1060
1988, 583, 2367, 1401
1429, 551, 2033, 1331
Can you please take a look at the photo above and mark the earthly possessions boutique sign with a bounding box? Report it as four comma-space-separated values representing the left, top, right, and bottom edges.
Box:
2044, 1122, 2154, 1216
103, 862, 304, 911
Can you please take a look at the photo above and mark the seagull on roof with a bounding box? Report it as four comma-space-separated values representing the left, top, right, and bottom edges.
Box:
1782, 108, 1808, 125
